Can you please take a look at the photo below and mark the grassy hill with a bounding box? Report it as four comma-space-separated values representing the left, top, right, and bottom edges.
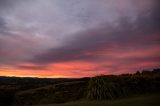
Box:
13, 80, 88, 105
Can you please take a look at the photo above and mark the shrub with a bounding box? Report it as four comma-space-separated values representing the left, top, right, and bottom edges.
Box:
87, 76, 126, 100
87, 76, 107, 100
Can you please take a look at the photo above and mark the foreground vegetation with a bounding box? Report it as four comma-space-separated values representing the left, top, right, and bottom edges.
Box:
37, 93, 160, 106
0, 68, 160, 106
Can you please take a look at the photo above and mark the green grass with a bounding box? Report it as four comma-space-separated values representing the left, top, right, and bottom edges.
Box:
37, 93, 160, 106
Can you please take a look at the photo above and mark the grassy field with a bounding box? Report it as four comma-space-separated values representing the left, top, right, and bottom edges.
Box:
37, 93, 160, 106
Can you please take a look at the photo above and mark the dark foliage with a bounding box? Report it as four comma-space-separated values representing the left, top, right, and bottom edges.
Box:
87, 68, 160, 100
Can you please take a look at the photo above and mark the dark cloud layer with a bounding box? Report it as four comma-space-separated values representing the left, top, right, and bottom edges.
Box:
0, 17, 7, 33
15, 65, 48, 70
31, 8, 160, 64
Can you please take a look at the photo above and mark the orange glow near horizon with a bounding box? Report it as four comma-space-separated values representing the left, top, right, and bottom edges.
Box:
0, 58, 159, 78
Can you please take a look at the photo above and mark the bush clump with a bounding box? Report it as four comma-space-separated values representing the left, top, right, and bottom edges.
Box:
87, 76, 125, 100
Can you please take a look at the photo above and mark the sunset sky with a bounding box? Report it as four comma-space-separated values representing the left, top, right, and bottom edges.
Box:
0, 0, 159, 78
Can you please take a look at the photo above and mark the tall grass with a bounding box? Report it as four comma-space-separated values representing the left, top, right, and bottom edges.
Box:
87, 76, 126, 100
